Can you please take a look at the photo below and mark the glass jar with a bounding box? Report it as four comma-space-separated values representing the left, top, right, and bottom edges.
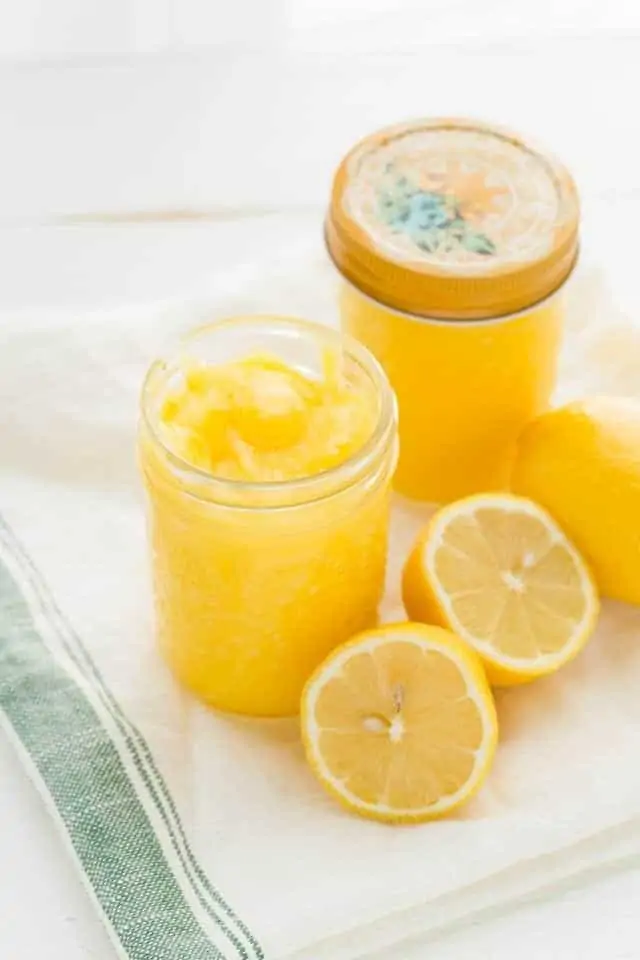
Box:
138, 316, 398, 718
326, 118, 580, 502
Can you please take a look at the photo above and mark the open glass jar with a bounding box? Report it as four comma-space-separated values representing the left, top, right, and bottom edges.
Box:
138, 316, 398, 717
326, 118, 580, 502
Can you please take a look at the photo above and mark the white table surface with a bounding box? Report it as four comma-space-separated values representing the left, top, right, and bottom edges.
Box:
3, 14, 640, 958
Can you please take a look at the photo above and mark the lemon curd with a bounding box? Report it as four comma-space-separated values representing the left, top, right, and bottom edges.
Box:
326, 118, 580, 502
157, 351, 377, 483
139, 317, 398, 717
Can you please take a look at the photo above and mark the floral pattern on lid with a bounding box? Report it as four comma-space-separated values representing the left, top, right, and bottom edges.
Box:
343, 124, 572, 272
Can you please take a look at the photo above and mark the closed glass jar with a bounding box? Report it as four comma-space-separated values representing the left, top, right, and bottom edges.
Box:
138, 316, 398, 718
326, 118, 580, 502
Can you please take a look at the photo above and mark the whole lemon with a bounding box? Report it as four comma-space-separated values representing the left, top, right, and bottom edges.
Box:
512, 397, 640, 604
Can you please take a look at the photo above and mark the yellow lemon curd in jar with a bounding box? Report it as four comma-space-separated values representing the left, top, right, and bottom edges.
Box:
139, 318, 397, 718
340, 286, 563, 502
326, 118, 579, 503
158, 351, 376, 483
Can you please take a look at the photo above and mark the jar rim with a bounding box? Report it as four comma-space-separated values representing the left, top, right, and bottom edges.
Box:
139, 315, 398, 509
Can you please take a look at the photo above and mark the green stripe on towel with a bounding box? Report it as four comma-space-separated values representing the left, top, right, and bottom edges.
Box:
0, 520, 264, 960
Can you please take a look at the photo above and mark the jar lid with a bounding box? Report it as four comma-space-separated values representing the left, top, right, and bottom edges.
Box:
325, 118, 580, 320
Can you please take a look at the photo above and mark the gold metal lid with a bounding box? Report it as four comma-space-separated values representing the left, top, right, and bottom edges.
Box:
326, 118, 580, 320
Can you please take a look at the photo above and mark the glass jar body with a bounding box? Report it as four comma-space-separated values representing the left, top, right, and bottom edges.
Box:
138, 316, 398, 717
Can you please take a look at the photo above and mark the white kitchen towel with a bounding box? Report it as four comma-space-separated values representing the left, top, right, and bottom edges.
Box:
2, 242, 640, 960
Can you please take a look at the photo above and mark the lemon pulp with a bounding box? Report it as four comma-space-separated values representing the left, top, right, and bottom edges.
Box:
403, 494, 599, 685
301, 623, 498, 822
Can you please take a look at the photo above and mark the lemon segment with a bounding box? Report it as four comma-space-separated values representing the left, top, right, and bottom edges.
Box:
403, 494, 599, 686
301, 623, 498, 823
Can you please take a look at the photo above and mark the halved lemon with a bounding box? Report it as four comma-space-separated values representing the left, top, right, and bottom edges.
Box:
301, 623, 497, 823
403, 494, 599, 686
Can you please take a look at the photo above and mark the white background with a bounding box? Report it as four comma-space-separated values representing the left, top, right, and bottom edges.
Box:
2, 2, 640, 958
